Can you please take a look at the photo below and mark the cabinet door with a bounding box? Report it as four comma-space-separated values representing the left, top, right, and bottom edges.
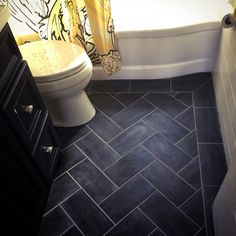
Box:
2, 62, 46, 156
0, 116, 49, 233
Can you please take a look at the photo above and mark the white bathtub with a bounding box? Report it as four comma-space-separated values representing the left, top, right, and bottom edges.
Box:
92, 0, 233, 80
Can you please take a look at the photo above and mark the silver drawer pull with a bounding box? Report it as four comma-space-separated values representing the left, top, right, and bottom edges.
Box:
21, 105, 34, 114
40, 146, 53, 154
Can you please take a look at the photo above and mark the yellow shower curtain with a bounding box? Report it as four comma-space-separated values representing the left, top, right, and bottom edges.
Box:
10, 0, 121, 76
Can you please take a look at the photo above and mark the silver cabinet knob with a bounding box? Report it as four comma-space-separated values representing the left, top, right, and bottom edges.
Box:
40, 146, 53, 154
21, 105, 34, 114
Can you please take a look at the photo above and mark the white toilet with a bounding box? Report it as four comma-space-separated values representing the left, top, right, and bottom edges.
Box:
19, 40, 95, 127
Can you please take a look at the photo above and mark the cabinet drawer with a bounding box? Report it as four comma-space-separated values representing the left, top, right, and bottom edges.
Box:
3, 62, 46, 155
35, 115, 60, 183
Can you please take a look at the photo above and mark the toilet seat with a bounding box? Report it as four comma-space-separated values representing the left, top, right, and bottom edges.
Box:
18, 40, 90, 83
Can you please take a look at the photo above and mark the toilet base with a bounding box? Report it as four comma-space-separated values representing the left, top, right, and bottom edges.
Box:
43, 90, 96, 127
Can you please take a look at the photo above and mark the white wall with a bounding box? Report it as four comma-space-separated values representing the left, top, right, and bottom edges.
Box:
213, 27, 236, 166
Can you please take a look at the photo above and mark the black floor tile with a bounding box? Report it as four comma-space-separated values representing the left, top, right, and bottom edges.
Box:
199, 144, 227, 186
106, 209, 155, 236
62, 190, 113, 236
143, 133, 191, 172
176, 130, 198, 157
89, 93, 125, 117
109, 121, 155, 156
114, 93, 145, 106
87, 110, 122, 142
195, 227, 206, 236
140, 191, 200, 236
76, 132, 120, 170
58, 125, 91, 149
39, 206, 73, 236
144, 109, 189, 143
175, 106, 195, 130
112, 98, 155, 128
193, 80, 216, 107
55, 145, 86, 178
62, 226, 83, 236
105, 146, 155, 186
141, 160, 195, 206
130, 79, 170, 92
69, 159, 117, 203
195, 108, 222, 143
203, 186, 219, 236
90, 80, 129, 92
178, 157, 201, 190
172, 92, 193, 107
171, 73, 210, 91
149, 228, 166, 236
100, 176, 155, 223
46, 173, 80, 212
180, 189, 205, 227
145, 93, 187, 118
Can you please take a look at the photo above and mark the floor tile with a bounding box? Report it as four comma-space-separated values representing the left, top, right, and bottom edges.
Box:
45, 173, 80, 212
176, 130, 198, 157
199, 144, 227, 186
109, 121, 155, 156
195, 108, 222, 143
55, 145, 86, 178
76, 132, 120, 170
112, 98, 155, 128
149, 228, 166, 236
171, 73, 210, 91
39, 206, 73, 236
144, 109, 189, 143
87, 110, 122, 142
175, 106, 195, 130
62, 226, 83, 236
106, 209, 155, 236
62, 190, 113, 236
141, 160, 195, 206
69, 159, 117, 203
90, 80, 129, 92
145, 93, 187, 118
178, 157, 201, 190
58, 126, 91, 149
180, 189, 205, 227
140, 191, 199, 236
100, 175, 155, 223
193, 80, 216, 107
195, 227, 206, 236
130, 79, 170, 92
203, 186, 219, 236
113, 93, 145, 106
172, 92, 193, 107
143, 133, 191, 172
89, 93, 125, 117
105, 146, 155, 186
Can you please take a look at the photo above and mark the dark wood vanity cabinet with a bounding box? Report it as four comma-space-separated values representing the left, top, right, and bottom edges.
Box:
0, 23, 61, 234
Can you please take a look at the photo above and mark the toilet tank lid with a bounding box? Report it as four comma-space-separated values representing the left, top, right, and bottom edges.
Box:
18, 40, 89, 78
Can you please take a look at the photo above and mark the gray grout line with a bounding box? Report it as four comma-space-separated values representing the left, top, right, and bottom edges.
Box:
178, 188, 202, 209
173, 105, 192, 120
59, 225, 74, 236
193, 227, 205, 236
73, 144, 120, 190
61, 130, 92, 151
170, 92, 189, 108
175, 129, 196, 145
192, 92, 209, 236
144, 97, 193, 133
140, 145, 198, 192
177, 156, 199, 174
43, 188, 81, 217
67, 172, 117, 226
60, 203, 86, 236
140, 174, 201, 230
198, 142, 223, 145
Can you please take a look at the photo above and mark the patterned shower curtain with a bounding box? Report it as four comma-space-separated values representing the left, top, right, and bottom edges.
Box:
2, 0, 121, 76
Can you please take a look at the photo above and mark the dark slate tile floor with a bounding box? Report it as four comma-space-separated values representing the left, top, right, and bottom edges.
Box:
39, 73, 227, 236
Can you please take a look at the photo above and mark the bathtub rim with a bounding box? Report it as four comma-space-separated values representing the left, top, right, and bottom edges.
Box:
115, 22, 221, 38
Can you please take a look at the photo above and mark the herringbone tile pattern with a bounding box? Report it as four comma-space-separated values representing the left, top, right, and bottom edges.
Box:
39, 73, 227, 236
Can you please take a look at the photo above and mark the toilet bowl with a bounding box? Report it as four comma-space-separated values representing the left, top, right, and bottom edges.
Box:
19, 40, 95, 127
